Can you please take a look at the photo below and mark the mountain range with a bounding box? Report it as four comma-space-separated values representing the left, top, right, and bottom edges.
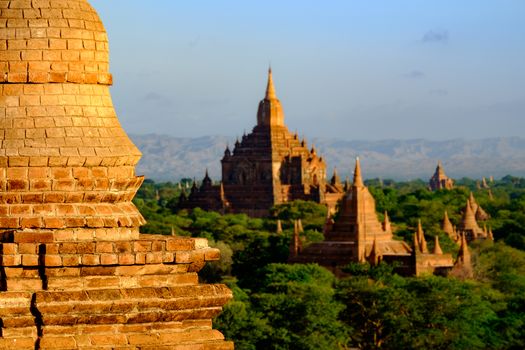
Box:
129, 134, 525, 182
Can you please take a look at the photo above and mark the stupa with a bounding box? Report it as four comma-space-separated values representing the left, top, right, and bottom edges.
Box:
0, 1, 232, 348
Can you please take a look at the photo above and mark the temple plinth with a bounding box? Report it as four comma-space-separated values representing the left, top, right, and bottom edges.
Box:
0, 1, 232, 349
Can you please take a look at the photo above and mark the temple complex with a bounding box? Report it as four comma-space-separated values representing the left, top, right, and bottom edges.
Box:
180, 69, 344, 217
429, 161, 454, 191
289, 159, 457, 277
0, 1, 232, 349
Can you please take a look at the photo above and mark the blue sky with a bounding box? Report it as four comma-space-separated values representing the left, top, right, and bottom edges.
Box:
90, 0, 525, 140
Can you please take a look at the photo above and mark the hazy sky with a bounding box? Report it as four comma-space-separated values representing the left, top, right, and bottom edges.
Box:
90, 0, 525, 140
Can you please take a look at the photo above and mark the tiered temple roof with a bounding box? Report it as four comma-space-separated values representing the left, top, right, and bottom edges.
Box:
0, 2, 232, 348
290, 159, 411, 272
429, 161, 454, 191
290, 159, 458, 276
182, 69, 344, 217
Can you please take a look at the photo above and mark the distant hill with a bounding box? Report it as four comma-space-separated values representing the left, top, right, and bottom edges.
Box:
130, 134, 525, 182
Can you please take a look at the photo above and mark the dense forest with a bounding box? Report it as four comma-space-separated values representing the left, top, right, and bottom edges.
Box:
133, 176, 525, 349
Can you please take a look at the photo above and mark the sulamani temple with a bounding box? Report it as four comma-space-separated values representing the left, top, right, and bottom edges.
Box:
179, 69, 344, 217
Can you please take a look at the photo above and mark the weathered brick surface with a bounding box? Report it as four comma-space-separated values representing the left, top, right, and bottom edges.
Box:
0, 1, 232, 348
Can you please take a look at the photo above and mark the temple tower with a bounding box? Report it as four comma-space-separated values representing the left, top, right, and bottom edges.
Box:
441, 211, 457, 241
429, 161, 454, 191
256, 67, 285, 127
290, 158, 413, 274
458, 199, 485, 241
183, 69, 345, 217
0, 2, 232, 348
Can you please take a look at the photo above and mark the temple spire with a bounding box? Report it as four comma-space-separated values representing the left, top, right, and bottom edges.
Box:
265, 66, 277, 100
383, 211, 392, 234
450, 233, 474, 279
433, 235, 443, 255
442, 210, 456, 240
455, 233, 472, 270
257, 67, 285, 126
413, 232, 420, 252
353, 157, 364, 187
417, 220, 428, 253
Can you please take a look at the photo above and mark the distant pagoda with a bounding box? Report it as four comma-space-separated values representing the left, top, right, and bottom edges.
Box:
429, 161, 454, 191
289, 159, 457, 277
181, 69, 344, 217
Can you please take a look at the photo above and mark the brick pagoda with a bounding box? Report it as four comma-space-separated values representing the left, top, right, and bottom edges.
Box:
290, 158, 459, 277
429, 160, 454, 191
181, 69, 344, 217
0, 1, 232, 349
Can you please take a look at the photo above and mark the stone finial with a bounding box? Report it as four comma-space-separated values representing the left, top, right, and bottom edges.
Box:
224, 145, 231, 157
433, 236, 443, 255
353, 157, 364, 187
201, 169, 212, 188
331, 167, 342, 187
413, 232, 421, 253
257, 68, 285, 126
488, 227, 494, 241
417, 220, 428, 253
265, 66, 277, 100
469, 192, 477, 210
